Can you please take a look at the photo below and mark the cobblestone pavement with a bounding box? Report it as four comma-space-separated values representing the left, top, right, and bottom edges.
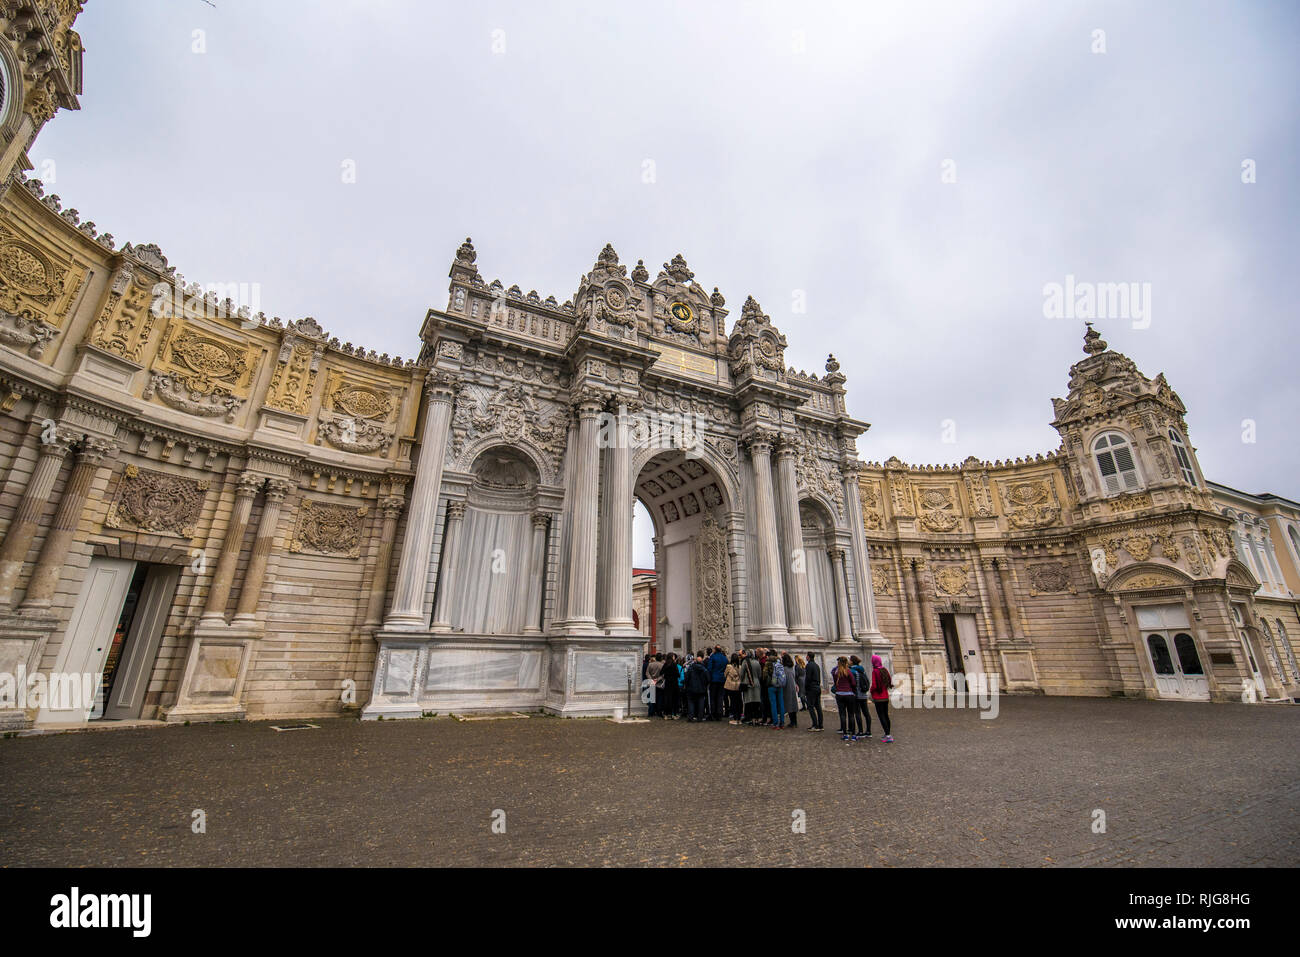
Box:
1, 696, 1296, 867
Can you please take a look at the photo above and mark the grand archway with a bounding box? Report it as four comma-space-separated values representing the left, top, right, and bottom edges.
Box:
632, 448, 738, 655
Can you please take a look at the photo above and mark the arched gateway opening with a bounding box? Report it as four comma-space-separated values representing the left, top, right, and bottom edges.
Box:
632, 448, 737, 655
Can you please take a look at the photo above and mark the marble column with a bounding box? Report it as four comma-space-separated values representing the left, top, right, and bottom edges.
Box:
978, 557, 1009, 645
19, 438, 117, 611
995, 559, 1025, 641
564, 393, 603, 629
599, 401, 635, 630
830, 547, 854, 642
746, 434, 787, 638
233, 479, 292, 623
840, 464, 879, 636
201, 472, 262, 624
774, 442, 814, 638
0, 432, 72, 608
385, 371, 458, 630
523, 512, 549, 634
363, 492, 406, 628
431, 501, 467, 631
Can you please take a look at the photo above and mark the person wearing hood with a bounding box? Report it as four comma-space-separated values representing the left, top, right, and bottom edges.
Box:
870, 653, 894, 743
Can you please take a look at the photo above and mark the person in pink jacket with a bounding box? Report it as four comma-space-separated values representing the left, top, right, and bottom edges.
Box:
870, 654, 894, 743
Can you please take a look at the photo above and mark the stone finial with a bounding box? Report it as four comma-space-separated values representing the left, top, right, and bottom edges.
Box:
741, 294, 768, 323
663, 253, 694, 283
631, 259, 649, 283
455, 237, 476, 264
825, 353, 840, 374
596, 243, 620, 269
1083, 322, 1107, 356
711, 286, 725, 308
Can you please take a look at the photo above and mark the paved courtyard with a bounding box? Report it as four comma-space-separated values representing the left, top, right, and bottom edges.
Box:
1, 696, 1296, 867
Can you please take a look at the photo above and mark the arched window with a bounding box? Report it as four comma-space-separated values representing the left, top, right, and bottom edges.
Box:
1288, 526, 1300, 567
1167, 429, 1196, 484
1093, 432, 1141, 494
1173, 633, 1203, 675
1147, 635, 1175, 675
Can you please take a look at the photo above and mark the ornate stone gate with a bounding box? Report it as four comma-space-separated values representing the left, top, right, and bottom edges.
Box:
361, 242, 887, 717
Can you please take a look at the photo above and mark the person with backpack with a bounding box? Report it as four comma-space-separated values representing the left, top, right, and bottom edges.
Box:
831, 656, 860, 742
740, 650, 763, 725
850, 655, 871, 738
870, 653, 894, 743
803, 653, 824, 731
684, 652, 710, 721
763, 652, 787, 728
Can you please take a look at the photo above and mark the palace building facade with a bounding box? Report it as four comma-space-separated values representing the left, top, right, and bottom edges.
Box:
0, 3, 1295, 729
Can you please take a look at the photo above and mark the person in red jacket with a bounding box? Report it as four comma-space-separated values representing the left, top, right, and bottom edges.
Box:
870, 654, 894, 743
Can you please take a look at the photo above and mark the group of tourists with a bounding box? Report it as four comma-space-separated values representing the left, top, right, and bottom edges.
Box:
642, 646, 895, 743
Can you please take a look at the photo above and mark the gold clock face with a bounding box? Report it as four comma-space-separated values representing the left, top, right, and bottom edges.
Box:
668, 301, 695, 331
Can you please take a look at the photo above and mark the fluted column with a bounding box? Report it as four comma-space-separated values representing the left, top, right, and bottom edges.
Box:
233, 479, 292, 623
564, 391, 604, 628
995, 559, 1025, 641
600, 401, 635, 630
910, 557, 931, 641
978, 557, 1009, 645
385, 371, 459, 629
747, 433, 787, 638
431, 501, 466, 631
523, 512, 549, 634
830, 547, 854, 642
19, 438, 117, 611
840, 463, 879, 636
0, 431, 73, 608
363, 492, 406, 628
201, 472, 262, 623
774, 441, 814, 638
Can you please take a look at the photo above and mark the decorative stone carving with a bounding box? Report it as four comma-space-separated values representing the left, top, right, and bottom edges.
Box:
88, 263, 158, 362
693, 514, 732, 646
146, 319, 259, 421
916, 485, 961, 532
933, 564, 970, 596
728, 295, 786, 380
999, 479, 1060, 530
315, 372, 398, 454
1109, 492, 1153, 512
266, 322, 327, 414
1120, 573, 1182, 590
449, 382, 567, 474
289, 499, 369, 558
860, 480, 883, 530
0, 310, 59, 357
1027, 562, 1075, 595
104, 465, 210, 539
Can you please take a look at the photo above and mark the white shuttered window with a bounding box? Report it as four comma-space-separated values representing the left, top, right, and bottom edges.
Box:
1093, 432, 1141, 494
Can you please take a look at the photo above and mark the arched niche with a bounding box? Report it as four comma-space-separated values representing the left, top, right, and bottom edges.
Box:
800, 499, 841, 640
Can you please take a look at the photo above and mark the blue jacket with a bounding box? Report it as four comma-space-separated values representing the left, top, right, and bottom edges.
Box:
707, 651, 728, 682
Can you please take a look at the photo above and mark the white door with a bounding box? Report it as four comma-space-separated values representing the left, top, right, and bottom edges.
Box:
1231, 604, 1266, 699
1136, 603, 1209, 701
36, 558, 136, 725
954, 613, 986, 693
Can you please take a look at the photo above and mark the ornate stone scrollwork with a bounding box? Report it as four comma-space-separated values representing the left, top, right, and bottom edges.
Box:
933, 564, 970, 596
692, 514, 732, 646
999, 479, 1061, 530
1026, 561, 1075, 595
104, 464, 210, 539
289, 498, 369, 558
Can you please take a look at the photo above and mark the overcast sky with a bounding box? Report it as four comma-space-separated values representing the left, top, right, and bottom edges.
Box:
30, 1, 1298, 566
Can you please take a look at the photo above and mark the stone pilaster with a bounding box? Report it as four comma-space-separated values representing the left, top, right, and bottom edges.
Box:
599, 399, 635, 631
996, 558, 1026, 642
431, 501, 467, 632
19, 437, 117, 611
0, 432, 73, 608
200, 472, 263, 624
745, 432, 787, 641
774, 441, 814, 638
385, 371, 458, 630
979, 556, 1010, 645
563, 391, 604, 630
840, 461, 882, 638
363, 492, 406, 628
830, 547, 854, 642
523, 512, 549, 635
232, 479, 292, 623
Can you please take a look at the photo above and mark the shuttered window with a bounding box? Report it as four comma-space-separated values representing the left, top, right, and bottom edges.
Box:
1093, 432, 1141, 494
1168, 429, 1196, 484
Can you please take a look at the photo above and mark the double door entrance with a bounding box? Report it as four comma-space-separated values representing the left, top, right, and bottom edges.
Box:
1136, 603, 1209, 700
36, 557, 180, 725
